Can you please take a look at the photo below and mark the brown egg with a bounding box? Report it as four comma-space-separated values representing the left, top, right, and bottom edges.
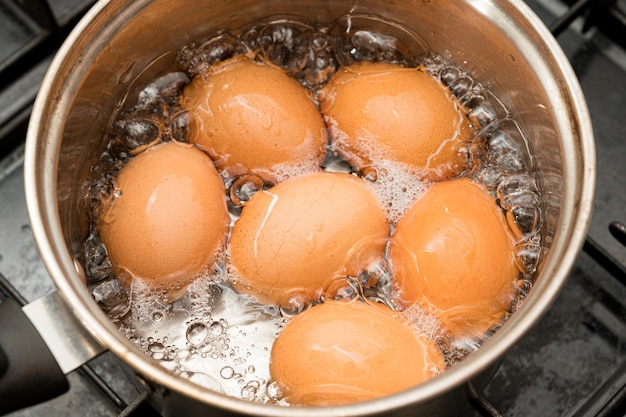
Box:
99, 142, 230, 288
180, 55, 328, 183
228, 171, 389, 308
389, 178, 519, 339
319, 60, 473, 180
269, 299, 445, 406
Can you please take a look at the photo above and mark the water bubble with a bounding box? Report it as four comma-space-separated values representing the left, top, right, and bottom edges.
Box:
481, 120, 532, 174
514, 234, 542, 275
330, 15, 428, 67
209, 321, 225, 338
229, 175, 264, 206
470, 164, 504, 191
278, 291, 310, 316
241, 380, 261, 400
497, 174, 540, 211
468, 101, 498, 127
266, 381, 282, 400
148, 341, 166, 360
325, 277, 361, 301
259, 21, 313, 72
177, 33, 249, 77
152, 311, 164, 322
497, 174, 538, 197
361, 166, 378, 182
90, 277, 131, 321
256, 20, 336, 87
440, 66, 460, 87
450, 76, 473, 98
84, 238, 113, 282
186, 322, 209, 346
115, 119, 162, 153
169, 111, 190, 142
507, 206, 542, 236
499, 190, 540, 211
131, 71, 190, 113
220, 366, 235, 379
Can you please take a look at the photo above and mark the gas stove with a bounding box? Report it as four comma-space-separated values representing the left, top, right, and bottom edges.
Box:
0, 0, 625, 416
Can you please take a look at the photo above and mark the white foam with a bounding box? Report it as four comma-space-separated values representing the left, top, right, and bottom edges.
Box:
362, 161, 432, 224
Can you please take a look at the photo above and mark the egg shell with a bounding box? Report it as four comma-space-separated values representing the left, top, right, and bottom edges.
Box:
389, 178, 519, 339
269, 299, 445, 406
99, 142, 230, 288
228, 171, 389, 308
319, 61, 473, 181
181, 55, 328, 183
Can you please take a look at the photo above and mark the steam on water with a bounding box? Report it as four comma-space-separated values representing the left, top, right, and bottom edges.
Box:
84, 14, 543, 403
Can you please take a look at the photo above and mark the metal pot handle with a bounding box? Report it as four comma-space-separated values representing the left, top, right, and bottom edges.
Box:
0, 291, 105, 415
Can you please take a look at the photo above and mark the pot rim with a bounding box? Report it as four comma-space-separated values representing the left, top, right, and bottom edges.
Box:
24, 0, 596, 415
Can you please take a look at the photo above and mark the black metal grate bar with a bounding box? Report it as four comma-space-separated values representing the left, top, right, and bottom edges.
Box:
583, 236, 626, 286
1, 1, 625, 417
609, 222, 626, 247
0, 0, 59, 87
549, 0, 595, 37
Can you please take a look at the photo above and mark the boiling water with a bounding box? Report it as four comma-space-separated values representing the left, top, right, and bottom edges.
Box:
84, 14, 543, 403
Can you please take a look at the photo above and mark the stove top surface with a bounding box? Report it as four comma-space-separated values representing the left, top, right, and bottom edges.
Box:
0, 0, 625, 416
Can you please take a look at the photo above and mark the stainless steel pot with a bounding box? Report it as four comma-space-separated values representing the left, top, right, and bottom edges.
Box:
21, 0, 595, 416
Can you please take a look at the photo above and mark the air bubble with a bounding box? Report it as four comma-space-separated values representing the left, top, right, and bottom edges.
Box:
186, 322, 209, 346
177, 33, 249, 77
220, 366, 235, 379
169, 111, 190, 142
361, 167, 378, 182
450, 76, 473, 98
148, 341, 166, 360
497, 174, 540, 211
468, 102, 498, 127
209, 321, 225, 337
241, 380, 261, 400
480, 120, 532, 174
514, 234, 542, 275
278, 291, 310, 315
470, 164, 504, 191
255, 20, 336, 88
266, 381, 282, 400
324, 277, 361, 301
330, 15, 428, 67
440, 66, 460, 87
229, 175, 264, 206
91, 277, 131, 321
84, 239, 113, 282
507, 206, 542, 237
259, 22, 311, 69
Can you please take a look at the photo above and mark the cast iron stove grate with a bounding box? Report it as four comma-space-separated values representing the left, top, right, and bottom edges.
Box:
0, 0, 625, 416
